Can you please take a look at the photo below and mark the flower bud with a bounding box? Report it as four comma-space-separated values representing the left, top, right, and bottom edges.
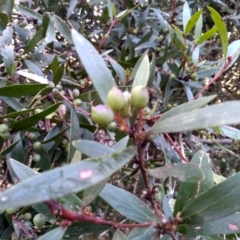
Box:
131, 85, 150, 109
91, 105, 114, 126
107, 86, 125, 111
119, 90, 131, 117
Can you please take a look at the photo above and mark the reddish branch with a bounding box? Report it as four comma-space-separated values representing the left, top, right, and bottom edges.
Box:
44, 200, 152, 229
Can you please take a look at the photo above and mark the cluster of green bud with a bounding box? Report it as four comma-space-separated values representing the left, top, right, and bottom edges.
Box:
185, 67, 198, 81
91, 85, 150, 126
0, 123, 10, 140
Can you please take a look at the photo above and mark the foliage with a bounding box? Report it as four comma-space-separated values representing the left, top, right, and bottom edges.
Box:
0, 0, 240, 239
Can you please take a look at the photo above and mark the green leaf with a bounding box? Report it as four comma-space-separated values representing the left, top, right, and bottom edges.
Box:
0, 146, 136, 211
71, 29, 116, 105
12, 102, 61, 131
24, 28, 43, 54
174, 150, 214, 215
113, 230, 129, 240
147, 53, 156, 88
73, 139, 114, 158
42, 126, 69, 144
112, 136, 129, 151
107, 0, 113, 20
53, 64, 64, 85
181, 213, 240, 236
181, 171, 240, 224
67, 108, 80, 163
128, 226, 156, 240
99, 183, 153, 223
147, 163, 204, 182
1, 96, 23, 111
182, 1, 191, 33
219, 125, 240, 139
67, 0, 77, 19
38, 227, 67, 240
81, 180, 107, 208
196, 26, 218, 45
131, 51, 150, 89
52, 14, 72, 44
0, 107, 35, 121
108, 56, 126, 85
207, 6, 228, 61
0, 84, 46, 97
34, 147, 51, 171
194, 11, 203, 40
149, 101, 240, 136
24, 59, 44, 76
3, 45, 14, 76
16, 70, 49, 84
16, 4, 42, 21
185, 9, 203, 35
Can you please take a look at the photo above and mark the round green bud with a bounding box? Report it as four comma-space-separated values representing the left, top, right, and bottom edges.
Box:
48, 81, 55, 88
33, 213, 46, 228
28, 132, 37, 140
73, 99, 82, 106
6, 207, 19, 215
72, 89, 80, 98
158, 35, 164, 41
0, 131, 11, 140
170, 74, 176, 79
185, 67, 191, 73
52, 88, 59, 96
62, 139, 69, 146
91, 105, 114, 126
107, 122, 117, 131
0, 123, 8, 133
131, 85, 150, 109
107, 86, 125, 111
119, 90, 131, 117
56, 84, 63, 91
23, 212, 32, 221
33, 142, 42, 150
163, 28, 169, 34
191, 72, 198, 81
33, 154, 41, 162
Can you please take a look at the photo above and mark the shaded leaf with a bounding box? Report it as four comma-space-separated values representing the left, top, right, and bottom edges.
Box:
150, 101, 240, 137
128, 226, 156, 240
72, 29, 116, 105
181, 171, 240, 224
67, 108, 80, 163
73, 139, 114, 158
81, 180, 107, 209
113, 230, 129, 240
174, 150, 214, 215
147, 163, 204, 182
52, 14, 72, 43
112, 136, 129, 151
0, 146, 136, 210
219, 125, 240, 140
99, 183, 153, 223
181, 213, 240, 236
0, 84, 46, 97
24, 28, 43, 54
12, 102, 61, 131
38, 227, 67, 240
17, 4, 42, 21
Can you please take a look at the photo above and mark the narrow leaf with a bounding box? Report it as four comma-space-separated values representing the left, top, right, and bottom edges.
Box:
181, 213, 240, 236
196, 26, 218, 45
12, 102, 61, 131
38, 227, 67, 240
73, 139, 114, 158
147, 163, 204, 182
131, 51, 150, 89
149, 101, 240, 137
72, 29, 116, 105
99, 183, 153, 223
24, 28, 43, 54
207, 6, 228, 61
182, 1, 191, 33
181, 171, 240, 224
174, 150, 214, 215
113, 230, 129, 240
0, 84, 46, 97
185, 9, 203, 35
0, 146, 136, 211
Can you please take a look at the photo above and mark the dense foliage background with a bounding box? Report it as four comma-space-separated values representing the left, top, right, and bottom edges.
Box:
0, 0, 240, 239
